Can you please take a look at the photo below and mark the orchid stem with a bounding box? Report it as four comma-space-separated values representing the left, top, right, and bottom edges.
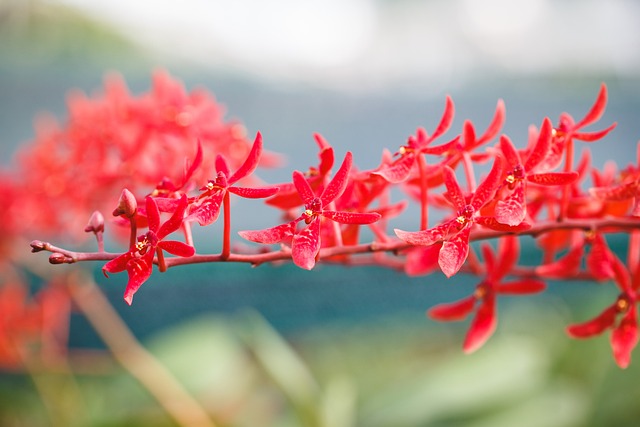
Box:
417, 154, 429, 230
559, 138, 574, 221
128, 217, 137, 249
157, 247, 167, 272
462, 151, 477, 193
96, 231, 105, 253
221, 191, 231, 260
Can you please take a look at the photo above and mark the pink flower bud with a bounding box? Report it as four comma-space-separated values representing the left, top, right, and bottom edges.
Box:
84, 211, 105, 234
49, 253, 72, 264
112, 189, 138, 218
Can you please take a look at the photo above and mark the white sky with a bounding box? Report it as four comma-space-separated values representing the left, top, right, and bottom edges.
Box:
52, 0, 640, 91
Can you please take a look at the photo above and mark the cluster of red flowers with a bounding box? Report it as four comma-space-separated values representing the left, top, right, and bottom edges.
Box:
20, 73, 640, 368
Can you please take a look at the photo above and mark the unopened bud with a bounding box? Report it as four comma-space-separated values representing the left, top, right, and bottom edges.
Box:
30, 240, 47, 253
85, 211, 105, 234
112, 189, 138, 218
49, 253, 73, 264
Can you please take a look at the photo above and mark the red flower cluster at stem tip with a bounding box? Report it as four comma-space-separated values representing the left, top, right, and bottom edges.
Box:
25, 73, 640, 368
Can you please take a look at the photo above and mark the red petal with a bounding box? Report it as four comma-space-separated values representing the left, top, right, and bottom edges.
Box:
103, 251, 135, 275
496, 279, 546, 295
611, 306, 638, 369
495, 184, 526, 226
321, 152, 353, 206
471, 155, 504, 211
587, 234, 616, 281
422, 136, 461, 156
442, 165, 466, 210
215, 154, 231, 178
428, 295, 476, 321
321, 210, 381, 224
481, 243, 495, 277
438, 226, 471, 278
238, 221, 296, 244
527, 172, 578, 186
566, 304, 618, 338
535, 245, 583, 279
572, 123, 616, 142
292, 218, 321, 270
395, 220, 456, 246
476, 99, 506, 146
590, 180, 639, 201
229, 132, 263, 184
146, 196, 160, 234
158, 240, 195, 257
293, 170, 316, 205
493, 235, 519, 281
405, 244, 441, 276
180, 140, 203, 187
426, 95, 455, 144
157, 194, 188, 239
186, 192, 223, 227
475, 216, 531, 232
462, 120, 476, 150
574, 83, 607, 130
499, 135, 521, 168
524, 117, 553, 172
374, 152, 416, 183
463, 293, 497, 354
123, 251, 154, 306
317, 144, 335, 176
228, 185, 280, 199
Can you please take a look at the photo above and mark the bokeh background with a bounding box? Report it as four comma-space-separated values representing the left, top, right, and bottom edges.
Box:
2, 0, 640, 426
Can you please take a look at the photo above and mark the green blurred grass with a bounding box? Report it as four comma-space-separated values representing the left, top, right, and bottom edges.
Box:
3, 298, 640, 427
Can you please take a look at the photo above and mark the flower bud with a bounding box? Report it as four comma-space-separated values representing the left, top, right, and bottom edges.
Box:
85, 210, 105, 234
30, 240, 47, 253
112, 189, 138, 218
49, 253, 72, 264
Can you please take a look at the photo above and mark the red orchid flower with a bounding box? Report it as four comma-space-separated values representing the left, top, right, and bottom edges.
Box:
400, 100, 506, 192
103, 195, 195, 305
150, 141, 203, 198
536, 232, 617, 281
566, 256, 639, 369
395, 155, 518, 278
537, 83, 617, 172
187, 132, 279, 226
495, 119, 578, 226
266, 133, 335, 210
590, 142, 640, 217
239, 152, 382, 270
428, 236, 546, 353
375, 96, 457, 183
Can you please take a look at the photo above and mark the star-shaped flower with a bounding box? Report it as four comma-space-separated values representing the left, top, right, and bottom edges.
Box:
428, 236, 546, 353
187, 132, 279, 226
566, 255, 639, 368
495, 119, 578, 226
239, 152, 382, 270
395, 156, 509, 277
103, 195, 195, 305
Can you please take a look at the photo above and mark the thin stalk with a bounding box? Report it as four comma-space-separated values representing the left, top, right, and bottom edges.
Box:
128, 216, 137, 249
417, 154, 429, 230
559, 138, 574, 221
629, 230, 640, 275
221, 191, 231, 260
462, 151, 477, 193
156, 247, 167, 272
